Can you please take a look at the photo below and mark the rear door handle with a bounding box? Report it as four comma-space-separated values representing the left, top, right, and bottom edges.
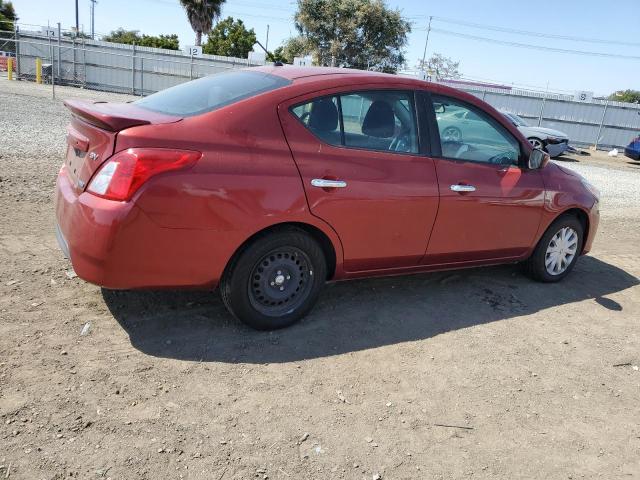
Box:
311, 179, 347, 189
450, 184, 476, 192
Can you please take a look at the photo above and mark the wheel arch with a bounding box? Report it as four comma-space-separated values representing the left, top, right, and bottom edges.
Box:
222, 222, 338, 282
556, 207, 590, 253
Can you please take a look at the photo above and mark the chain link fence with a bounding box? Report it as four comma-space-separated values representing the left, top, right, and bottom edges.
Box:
0, 24, 265, 96
436, 81, 640, 150
2, 24, 639, 149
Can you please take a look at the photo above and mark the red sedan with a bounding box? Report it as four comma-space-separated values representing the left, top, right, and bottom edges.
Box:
55, 66, 600, 329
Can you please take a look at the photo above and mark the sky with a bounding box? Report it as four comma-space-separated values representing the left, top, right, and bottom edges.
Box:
10, 0, 640, 96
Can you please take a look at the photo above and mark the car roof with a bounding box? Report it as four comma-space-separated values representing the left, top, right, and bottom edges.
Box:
252, 65, 386, 80
250, 65, 473, 97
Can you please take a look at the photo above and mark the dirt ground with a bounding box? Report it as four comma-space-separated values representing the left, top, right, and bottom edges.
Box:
1, 78, 639, 480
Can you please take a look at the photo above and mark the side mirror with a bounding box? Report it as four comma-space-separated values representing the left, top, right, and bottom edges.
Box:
528, 148, 549, 170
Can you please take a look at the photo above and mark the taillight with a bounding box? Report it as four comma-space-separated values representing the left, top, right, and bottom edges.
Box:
87, 148, 201, 201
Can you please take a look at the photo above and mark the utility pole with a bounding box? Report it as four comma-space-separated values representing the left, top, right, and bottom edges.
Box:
75, 0, 79, 34
420, 16, 433, 76
265, 24, 269, 52
89, 0, 97, 40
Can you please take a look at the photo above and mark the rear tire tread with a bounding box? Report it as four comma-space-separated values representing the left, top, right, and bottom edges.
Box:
220, 227, 326, 330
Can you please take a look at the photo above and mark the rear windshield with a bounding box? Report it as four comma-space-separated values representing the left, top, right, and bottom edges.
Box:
134, 70, 290, 116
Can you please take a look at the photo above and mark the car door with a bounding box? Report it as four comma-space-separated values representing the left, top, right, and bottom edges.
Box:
278, 88, 439, 272
423, 93, 545, 264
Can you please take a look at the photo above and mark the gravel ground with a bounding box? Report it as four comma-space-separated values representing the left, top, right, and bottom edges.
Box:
1, 78, 639, 480
554, 160, 640, 216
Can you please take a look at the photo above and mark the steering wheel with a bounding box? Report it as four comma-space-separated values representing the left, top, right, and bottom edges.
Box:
441, 140, 471, 159
389, 130, 411, 152
487, 152, 515, 165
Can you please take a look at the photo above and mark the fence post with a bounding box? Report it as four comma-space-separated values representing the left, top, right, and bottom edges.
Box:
595, 101, 609, 151
72, 37, 76, 82
131, 43, 136, 95
49, 32, 55, 99
36, 58, 42, 84
140, 57, 144, 96
481, 90, 487, 101
14, 25, 20, 79
537, 96, 546, 127
190, 51, 193, 80
57, 23, 61, 81
82, 38, 86, 87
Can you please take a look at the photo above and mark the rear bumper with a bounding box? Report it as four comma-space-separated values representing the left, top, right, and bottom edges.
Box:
54, 169, 228, 289
624, 147, 640, 160
55, 222, 70, 259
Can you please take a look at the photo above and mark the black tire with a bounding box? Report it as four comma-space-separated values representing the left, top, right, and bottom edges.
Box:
524, 215, 584, 283
220, 228, 327, 330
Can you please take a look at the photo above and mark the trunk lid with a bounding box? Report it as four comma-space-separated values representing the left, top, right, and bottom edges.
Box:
63, 100, 181, 193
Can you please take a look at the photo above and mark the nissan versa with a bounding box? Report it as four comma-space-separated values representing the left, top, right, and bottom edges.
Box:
54, 66, 600, 330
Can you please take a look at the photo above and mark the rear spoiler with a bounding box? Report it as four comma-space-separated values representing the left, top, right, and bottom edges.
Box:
64, 100, 179, 131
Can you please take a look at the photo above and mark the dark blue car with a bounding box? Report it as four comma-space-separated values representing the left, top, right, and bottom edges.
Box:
625, 136, 640, 160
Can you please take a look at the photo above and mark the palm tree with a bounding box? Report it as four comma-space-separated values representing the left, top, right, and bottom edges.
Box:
180, 0, 225, 46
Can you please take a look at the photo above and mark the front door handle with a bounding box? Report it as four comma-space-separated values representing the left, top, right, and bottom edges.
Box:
450, 184, 476, 193
311, 179, 347, 189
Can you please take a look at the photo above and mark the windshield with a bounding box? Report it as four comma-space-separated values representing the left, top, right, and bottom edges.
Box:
135, 70, 291, 117
504, 112, 529, 127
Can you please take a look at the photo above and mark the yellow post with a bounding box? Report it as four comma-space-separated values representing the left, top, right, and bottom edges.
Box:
36, 58, 42, 84
6, 57, 12, 81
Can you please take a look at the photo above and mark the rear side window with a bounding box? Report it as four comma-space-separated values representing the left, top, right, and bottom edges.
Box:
291, 90, 419, 154
135, 70, 290, 116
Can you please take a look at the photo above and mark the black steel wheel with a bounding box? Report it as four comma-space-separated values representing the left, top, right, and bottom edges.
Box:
220, 228, 327, 330
247, 247, 314, 317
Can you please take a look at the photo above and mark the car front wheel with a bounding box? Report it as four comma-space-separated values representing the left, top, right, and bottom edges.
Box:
524, 215, 584, 282
220, 228, 327, 330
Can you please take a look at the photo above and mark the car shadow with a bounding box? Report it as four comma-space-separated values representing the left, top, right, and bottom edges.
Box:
103, 256, 638, 364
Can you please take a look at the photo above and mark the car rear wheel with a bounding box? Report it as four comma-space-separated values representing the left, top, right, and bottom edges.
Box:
528, 137, 545, 150
220, 228, 327, 330
524, 215, 584, 282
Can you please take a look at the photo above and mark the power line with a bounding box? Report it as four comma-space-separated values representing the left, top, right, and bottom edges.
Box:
139, 0, 293, 22
429, 16, 640, 48
430, 27, 640, 61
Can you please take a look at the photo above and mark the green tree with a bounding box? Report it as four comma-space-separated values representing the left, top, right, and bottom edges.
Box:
203, 16, 256, 58
417, 53, 462, 80
180, 0, 225, 46
285, 0, 410, 73
0, 1, 17, 53
277, 36, 313, 63
103, 28, 180, 50
270, 46, 288, 63
0, 0, 16, 28
608, 90, 640, 104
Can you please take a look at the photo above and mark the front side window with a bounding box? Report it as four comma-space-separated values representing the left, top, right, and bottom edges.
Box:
135, 70, 291, 117
432, 96, 520, 165
291, 90, 419, 154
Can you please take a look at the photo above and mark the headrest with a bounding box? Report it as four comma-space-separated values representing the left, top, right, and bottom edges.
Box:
309, 98, 338, 132
362, 101, 395, 138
